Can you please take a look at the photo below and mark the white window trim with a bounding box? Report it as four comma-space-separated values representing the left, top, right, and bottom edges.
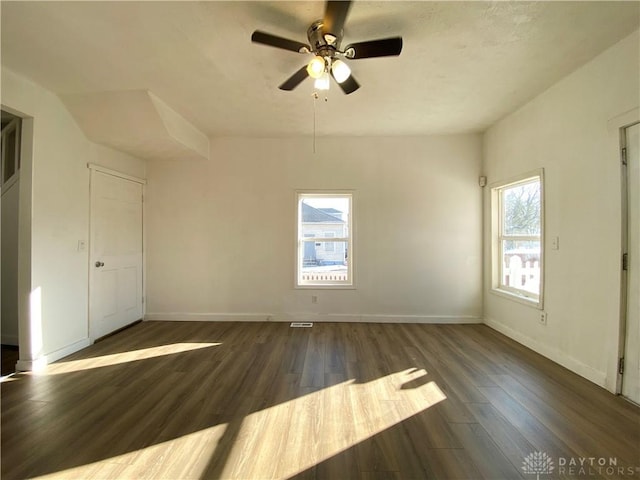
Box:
490, 169, 544, 309
295, 191, 354, 289
1, 117, 21, 188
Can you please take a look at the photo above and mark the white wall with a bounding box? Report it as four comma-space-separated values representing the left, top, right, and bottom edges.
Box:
1, 68, 146, 368
483, 30, 640, 391
145, 135, 483, 323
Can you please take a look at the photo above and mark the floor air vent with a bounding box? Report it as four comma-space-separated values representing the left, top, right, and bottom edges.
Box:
290, 322, 313, 328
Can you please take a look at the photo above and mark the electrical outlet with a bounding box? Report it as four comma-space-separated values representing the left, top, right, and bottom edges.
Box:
551, 236, 559, 250
311, 295, 318, 304
539, 311, 547, 325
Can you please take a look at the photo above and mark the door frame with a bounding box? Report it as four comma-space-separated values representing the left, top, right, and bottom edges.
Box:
87, 163, 146, 343
610, 107, 640, 396
619, 121, 640, 399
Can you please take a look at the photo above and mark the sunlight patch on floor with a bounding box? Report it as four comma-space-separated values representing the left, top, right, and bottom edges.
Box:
39, 343, 221, 375
0, 374, 20, 383
32, 423, 229, 480
30, 368, 445, 479
222, 367, 446, 479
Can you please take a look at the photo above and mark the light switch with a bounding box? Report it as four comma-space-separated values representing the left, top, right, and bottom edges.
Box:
77, 240, 86, 252
551, 236, 559, 250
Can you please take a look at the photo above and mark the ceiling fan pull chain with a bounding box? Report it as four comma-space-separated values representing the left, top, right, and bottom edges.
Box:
312, 91, 319, 154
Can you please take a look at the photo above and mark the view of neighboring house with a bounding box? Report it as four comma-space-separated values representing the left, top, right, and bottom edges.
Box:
300, 203, 347, 267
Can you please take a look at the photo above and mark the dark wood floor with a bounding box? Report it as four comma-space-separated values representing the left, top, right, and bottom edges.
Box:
1, 322, 638, 479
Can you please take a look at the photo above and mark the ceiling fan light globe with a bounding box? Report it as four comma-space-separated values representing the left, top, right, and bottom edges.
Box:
307, 56, 326, 79
332, 59, 351, 83
314, 72, 331, 91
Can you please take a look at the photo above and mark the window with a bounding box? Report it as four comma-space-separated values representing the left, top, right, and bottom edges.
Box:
324, 232, 336, 252
1, 113, 22, 188
491, 171, 543, 306
297, 192, 352, 287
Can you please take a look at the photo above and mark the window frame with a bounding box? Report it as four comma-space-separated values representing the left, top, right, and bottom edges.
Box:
490, 170, 544, 309
1, 116, 22, 190
295, 191, 354, 289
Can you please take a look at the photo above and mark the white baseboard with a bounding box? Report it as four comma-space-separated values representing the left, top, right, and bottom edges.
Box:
16, 357, 48, 372
16, 338, 91, 372
144, 313, 272, 322
144, 312, 483, 324
45, 338, 92, 364
356, 314, 481, 324
484, 316, 607, 389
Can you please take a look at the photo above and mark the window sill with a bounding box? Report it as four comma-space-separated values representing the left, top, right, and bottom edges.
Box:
490, 287, 543, 310
295, 284, 356, 290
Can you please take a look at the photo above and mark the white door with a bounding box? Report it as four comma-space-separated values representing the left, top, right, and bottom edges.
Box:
622, 122, 640, 403
89, 170, 143, 341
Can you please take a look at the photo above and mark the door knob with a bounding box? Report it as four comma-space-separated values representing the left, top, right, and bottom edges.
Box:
95, 261, 105, 267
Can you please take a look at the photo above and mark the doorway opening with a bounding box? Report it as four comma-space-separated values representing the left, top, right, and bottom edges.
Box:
1, 110, 22, 376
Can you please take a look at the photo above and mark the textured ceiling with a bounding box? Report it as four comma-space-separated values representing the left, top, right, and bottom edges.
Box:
2, 1, 639, 138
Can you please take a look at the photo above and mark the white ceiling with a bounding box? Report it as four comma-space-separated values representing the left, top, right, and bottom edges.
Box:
2, 1, 639, 139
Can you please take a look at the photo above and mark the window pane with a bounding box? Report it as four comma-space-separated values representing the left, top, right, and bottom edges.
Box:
300, 198, 349, 238
300, 241, 348, 282
2, 128, 17, 183
501, 239, 541, 295
502, 180, 540, 235
298, 193, 351, 286
324, 232, 336, 252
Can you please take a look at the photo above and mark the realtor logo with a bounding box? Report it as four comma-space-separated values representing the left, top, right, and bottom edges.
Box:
523, 451, 555, 480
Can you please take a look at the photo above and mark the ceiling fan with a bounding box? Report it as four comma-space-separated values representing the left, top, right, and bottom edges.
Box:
251, 0, 403, 94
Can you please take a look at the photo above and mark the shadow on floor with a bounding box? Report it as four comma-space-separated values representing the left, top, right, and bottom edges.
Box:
1, 345, 18, 376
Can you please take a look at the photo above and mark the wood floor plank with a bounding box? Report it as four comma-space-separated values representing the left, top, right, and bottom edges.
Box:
1, 321, 638, 480
399, 404, 462, 449
476, 385, 588, 480
448, 422, 525, 479
399, 326, 489, 404
419, 448, 484, 480
490, 373, 640, 468
300, 327, 327, 388
466, 402, 538, 474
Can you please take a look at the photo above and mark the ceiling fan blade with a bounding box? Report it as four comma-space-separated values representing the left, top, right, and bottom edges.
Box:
323, 1, 352, 37
279, 66, 309, 91
331, 70, 360, 94
344, 37, 403, 59
251, 31, 310, 53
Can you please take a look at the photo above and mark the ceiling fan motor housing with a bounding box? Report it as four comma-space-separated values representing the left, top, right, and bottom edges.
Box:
308, 20, 341, 53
